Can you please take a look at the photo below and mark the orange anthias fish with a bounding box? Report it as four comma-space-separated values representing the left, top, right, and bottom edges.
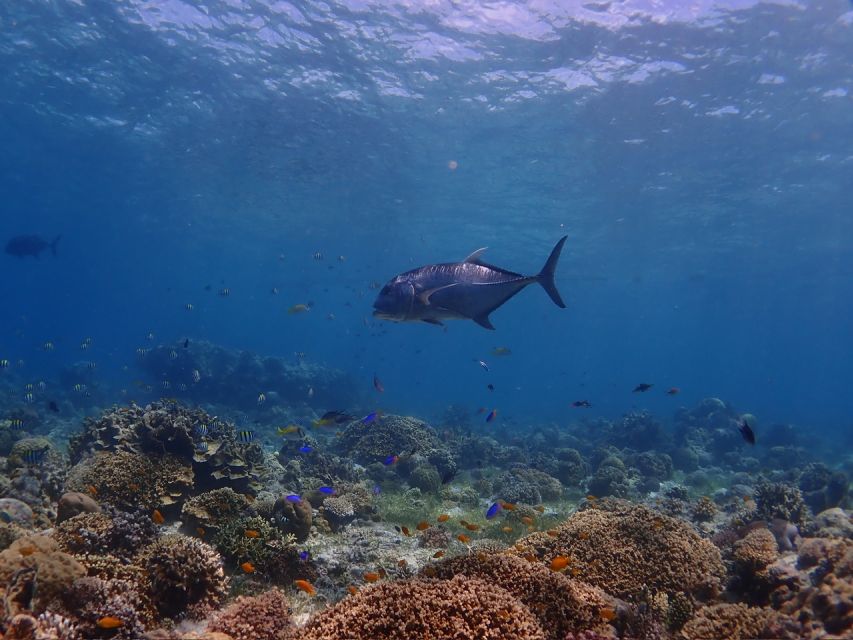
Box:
456, 533, 471, 544
240, 561, 256, 573
501, 526, 513, 534
437, 514, 450, 522
363, 572, 381, 583
432, 550, 445, 558
151, 509, 165, 525
500, 502, 516, 511
244, 529, 261, 538
599, 606, 617, 621
416, 521, 430, 531
550, 556, 570, 572
464, 523, 481, 532
96, 617, 124, 629
295, 579, 316, 596
521, 516, 534, 526
347, 585, 359, 595
666, 387, 680, 395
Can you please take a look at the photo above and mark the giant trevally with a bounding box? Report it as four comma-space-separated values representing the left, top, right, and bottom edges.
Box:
373, 236, 567, 329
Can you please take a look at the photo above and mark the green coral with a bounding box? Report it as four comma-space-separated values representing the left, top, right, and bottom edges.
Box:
211, 515, 295, 568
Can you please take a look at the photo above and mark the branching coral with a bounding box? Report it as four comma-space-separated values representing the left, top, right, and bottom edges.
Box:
424, 552, 615, 639
206, 588, 291, 640
287, 575, 546, 640
512, 499, 725, 600
682, 603, 801, 640
138, 534, 228, 620
54, 507, 159, 558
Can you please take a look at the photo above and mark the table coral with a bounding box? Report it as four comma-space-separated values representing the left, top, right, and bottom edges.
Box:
512, 499, 725, 600
287, 575, 546, 640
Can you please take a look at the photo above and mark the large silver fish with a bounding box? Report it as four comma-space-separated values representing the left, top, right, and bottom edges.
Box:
372, 236, 567, 329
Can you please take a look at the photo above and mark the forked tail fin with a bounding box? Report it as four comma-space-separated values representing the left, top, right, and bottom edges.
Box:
537, 235, 567, 308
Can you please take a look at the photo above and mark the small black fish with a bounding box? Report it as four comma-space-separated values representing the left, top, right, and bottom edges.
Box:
571, 400, 591, 408
633, 383, 653, 393
47, 400, 59, 413
22, 448, 48, 465
738, 418, 756, 445
183, 338, 189, 349
487, 383, 495, 391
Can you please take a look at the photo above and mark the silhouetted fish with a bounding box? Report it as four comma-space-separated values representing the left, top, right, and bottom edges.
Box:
5, 235, 60, 258
373, 236, 567, 330
738, 418, 756, 445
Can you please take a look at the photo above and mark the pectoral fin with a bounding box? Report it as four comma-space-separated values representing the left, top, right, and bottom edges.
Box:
418, 283, 458, 305
472, 314, 496, 330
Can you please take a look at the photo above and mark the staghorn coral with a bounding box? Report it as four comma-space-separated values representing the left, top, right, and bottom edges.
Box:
206, 588, 291, 640
682, 603, 801, 640
57, 576, 149, 639
511, 499, 725, 600
138, 534, 228, 620
288, 575, 546, 640
0, 535, 85, 613
424, 552, 615, 639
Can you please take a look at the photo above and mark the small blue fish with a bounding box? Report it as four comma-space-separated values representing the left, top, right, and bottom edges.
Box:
317, 486, 335, 495
298, 444, 313, 454
299, 550, 310, 561
285, 494, 302, 503
362, 411, 379, 424
485, 409, 497, 423
383, 454, 399, 466
372, 485, 381, 496
238, 430, 255, 443
485, 502, 503, 520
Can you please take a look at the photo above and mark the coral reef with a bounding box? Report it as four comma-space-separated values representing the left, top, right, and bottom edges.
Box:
138, 535, 228, 620
587, 456, 631, 498
55, 492, 100, 524
754, 480, 810, 527
206, 589, 291, 640
682, 603, 801, 640
287, 575, 547, 640
424, 552, 615, 639
0, 535, 86, 613
180, 488, 250, 536
494, 466, 563, 504
512, 499, 725, 600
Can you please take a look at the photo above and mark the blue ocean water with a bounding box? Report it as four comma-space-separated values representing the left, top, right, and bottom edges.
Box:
1, 0, 851, 447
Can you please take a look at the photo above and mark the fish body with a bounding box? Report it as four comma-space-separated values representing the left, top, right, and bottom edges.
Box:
485, 409, 497, 423
238, 430, 256, 443
373, 374, 384, 393
738, 418, 756, 445
485, 502, 503, 519
372, 236, 567, 330
666, 387, 680, 395
571, 400, 591, 408
633, 383, 653, 393
5, 235, 60, 258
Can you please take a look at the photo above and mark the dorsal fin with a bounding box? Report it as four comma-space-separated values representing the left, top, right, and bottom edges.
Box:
463, 247, 488, 264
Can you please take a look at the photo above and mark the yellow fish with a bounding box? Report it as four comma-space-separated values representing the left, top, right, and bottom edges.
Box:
288, 304, 310, 314
277, 425, 303, 436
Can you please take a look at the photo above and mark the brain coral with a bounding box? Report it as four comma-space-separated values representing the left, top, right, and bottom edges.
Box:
424, 552, 615, 639
513, 499, 725, 600
206, 588, 291, 640
288, 575, 546, 640
0, 535, 86, 613
138, 534, 228, 620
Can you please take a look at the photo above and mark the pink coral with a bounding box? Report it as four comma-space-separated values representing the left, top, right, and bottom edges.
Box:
206, 588, 291, 640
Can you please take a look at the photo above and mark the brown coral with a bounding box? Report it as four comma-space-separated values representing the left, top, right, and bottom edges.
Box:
0, 535, 85, 613
138, 534, 228, 620
206, 588, 291, 640
511, 499, 725, 600
424, 552, 615, 639
682, 603, 801, 640
289, 575, 546, 640
733, 527, 778, 572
